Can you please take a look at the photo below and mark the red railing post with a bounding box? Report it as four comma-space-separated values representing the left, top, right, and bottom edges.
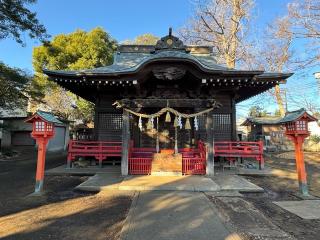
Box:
258, 140, 264, 170
67, 140, 73, 168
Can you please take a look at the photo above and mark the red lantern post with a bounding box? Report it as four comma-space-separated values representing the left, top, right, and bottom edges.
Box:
26, 111, 61, 193
280, 109, 318, 196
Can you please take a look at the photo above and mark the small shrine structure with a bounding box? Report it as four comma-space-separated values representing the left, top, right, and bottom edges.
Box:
279, 108, 318, 195
26, 110, 63, 193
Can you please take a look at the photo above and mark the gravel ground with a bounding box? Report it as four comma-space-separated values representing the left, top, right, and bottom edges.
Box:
1, 147, 319, 240
242, 151, 320, 240
0, 147, 133, 240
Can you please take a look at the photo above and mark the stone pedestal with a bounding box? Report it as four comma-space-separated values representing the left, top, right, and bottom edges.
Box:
152, 152, 182, 175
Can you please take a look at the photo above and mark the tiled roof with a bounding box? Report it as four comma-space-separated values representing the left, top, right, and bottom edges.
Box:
43, 50, 235, 76
42, 31, 293, 80
242, 108, 318, 126
278, 108, 318, 123
241, 116, 282, 126
36, 110, 63, 124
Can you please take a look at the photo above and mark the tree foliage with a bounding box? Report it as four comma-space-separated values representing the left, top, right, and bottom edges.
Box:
0, 0, 47, 45
122, 33, 159, 45
0, 62, 43, 110
248, 106, 268, 117
33, 27, 116, 72
32, 27, 117, 123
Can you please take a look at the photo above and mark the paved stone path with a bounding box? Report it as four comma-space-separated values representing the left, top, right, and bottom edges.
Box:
120, 191, 241, 240
273, 200, 320, 219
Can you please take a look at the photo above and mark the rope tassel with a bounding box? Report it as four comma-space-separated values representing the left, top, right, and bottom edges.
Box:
174, 116, 179, 128
165, 111, 171, 122
185, 118, 191, 130
178, 116, 182, 129
194, 116, 199, 131
146, 118, 152, 130
138, 116, 143, 131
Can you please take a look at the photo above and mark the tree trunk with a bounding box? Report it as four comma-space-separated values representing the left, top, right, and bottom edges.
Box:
274, 85, 286, 116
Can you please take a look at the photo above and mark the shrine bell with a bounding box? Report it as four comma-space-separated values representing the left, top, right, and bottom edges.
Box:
26, 111, 62, 194
279, 108, 318, 196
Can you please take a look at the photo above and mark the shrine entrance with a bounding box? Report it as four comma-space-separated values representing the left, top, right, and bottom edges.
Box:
114, 100, 217, 175
132, 107, 195, 150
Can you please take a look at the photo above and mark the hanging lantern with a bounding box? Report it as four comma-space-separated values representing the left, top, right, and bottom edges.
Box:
194, 116, 199, 131
138, 116, 143, 131
185, 118, 191, 130
165, 111, 171, 122
178, 116, 182, 129
174, 116, 179, 128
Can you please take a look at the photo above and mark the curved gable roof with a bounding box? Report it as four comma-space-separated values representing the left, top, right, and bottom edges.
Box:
43, 50, 245, 77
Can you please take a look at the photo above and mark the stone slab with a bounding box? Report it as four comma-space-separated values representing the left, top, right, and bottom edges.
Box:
273, 200, 320, 219
151, 171, 183, 176
118, 175, 220, 192
75, 173, 123, 192
206, 191, 244, 197
212, 175, 264, 193
120, 191, 240, 240
74, 173, 261, 193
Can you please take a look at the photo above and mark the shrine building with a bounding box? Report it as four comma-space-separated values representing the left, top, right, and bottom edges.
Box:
43, 29, 292, 176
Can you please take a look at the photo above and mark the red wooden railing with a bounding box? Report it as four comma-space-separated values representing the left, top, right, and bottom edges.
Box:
67, 140, 122, 168
128, 158, 152, 175
127, 140, 207, 175
128, 144, 155, 175
181, 140, 206, 175
67, 139, 263, 172
214, 141, 264, 169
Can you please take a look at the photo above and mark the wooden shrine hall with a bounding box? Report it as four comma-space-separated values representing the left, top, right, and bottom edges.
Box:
43, 29, 292, 176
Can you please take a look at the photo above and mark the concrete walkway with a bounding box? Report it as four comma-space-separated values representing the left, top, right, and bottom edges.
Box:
75, 174, 264, 193
120, 191, 241, 240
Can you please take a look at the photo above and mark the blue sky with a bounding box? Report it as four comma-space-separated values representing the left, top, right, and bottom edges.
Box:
0, 0, 317, 117
0, 0, 291, 71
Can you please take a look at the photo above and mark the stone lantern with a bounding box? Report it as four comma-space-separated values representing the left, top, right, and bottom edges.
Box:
279, 108, 318, 196
26, 111, 62, 194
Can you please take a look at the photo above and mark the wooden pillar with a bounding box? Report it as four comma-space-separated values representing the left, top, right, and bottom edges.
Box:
174, 127, 178, 154
121, 110, 130, 175
156, 117, 160, 153
206, 113, 214, 176
231, 98, 237, 141
35, 138, 49, 193
294, 136, 309, 196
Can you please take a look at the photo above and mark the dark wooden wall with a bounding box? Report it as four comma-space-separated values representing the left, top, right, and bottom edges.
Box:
94, 93, 236, 146
94, 97, 122, 141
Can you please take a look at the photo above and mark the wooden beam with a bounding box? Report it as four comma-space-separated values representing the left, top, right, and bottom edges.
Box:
121, 98, 220, 108
121, 110, 130, 175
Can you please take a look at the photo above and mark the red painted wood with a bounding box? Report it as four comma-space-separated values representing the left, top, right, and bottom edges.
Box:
129, 157, 152, 175
68, 140, 264, 173
214, 141, 264, 169
67, 140, 122, 165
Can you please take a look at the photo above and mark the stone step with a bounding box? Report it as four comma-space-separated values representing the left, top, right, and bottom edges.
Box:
151, 171, 182, 176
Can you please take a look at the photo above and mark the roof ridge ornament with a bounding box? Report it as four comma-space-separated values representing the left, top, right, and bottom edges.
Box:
152, 27, 189, 53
